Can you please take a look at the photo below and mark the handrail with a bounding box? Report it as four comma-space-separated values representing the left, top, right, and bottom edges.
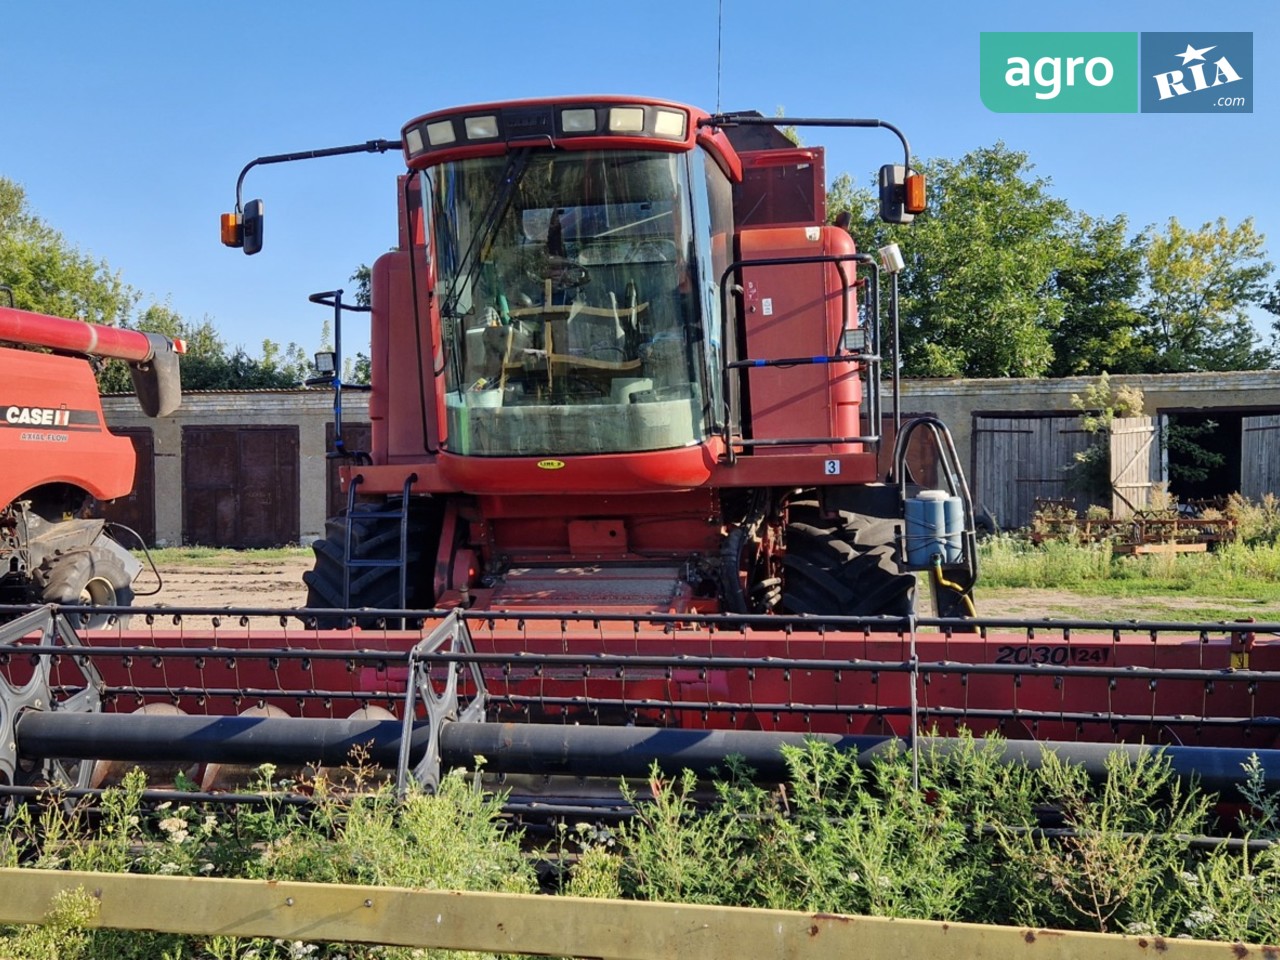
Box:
716, 252, 881, 464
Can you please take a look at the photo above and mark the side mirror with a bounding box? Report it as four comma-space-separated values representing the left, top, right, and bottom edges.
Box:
242, 199, 264, 256
878, 165, 926, 224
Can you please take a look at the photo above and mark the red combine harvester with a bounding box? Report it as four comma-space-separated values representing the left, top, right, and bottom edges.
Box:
0, 293, 183, 625
2, 98, 1277, 808
224, 98, 970, 624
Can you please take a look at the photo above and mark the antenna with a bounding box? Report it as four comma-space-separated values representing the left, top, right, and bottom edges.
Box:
716, 0, 724, 113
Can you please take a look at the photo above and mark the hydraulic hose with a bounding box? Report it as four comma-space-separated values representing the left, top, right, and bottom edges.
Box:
932, 556, 976, 618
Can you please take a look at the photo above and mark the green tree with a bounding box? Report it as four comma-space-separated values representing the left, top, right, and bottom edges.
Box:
1262, 276, 1280, 341
1048, 214, 1146, 377
826, 172, 858, 226
351, 264, 372, 307
1136, 216, 1273, 371
0, 177, 137, 326
1066, 373, 1146, 502
851, 143, 1071, 378
97, 302, 311, 392
3, 176, 314, 392
344, 264, 372, 383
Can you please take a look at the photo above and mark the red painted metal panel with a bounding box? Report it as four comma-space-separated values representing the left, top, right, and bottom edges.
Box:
0, 347, 135, 505
737, 226, 862, 456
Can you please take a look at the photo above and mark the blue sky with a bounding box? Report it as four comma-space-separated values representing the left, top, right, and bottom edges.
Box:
3, 0, 1275, 356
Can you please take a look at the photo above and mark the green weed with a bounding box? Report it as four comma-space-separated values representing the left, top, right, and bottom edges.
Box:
138, 546, 311, 566
0, 762, 531, 960
4, 741, 1280, 951
978, 535, 1280, 610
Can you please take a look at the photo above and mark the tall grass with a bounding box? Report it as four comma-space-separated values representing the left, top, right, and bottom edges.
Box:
5, 743, 1280, 954
0, 764, 534, 960
978, 536, 1280, 599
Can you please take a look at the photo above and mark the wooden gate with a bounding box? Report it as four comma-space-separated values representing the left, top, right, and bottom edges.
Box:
182, 426, 300, 548
1241, 415, 1280, 500
972, 416, 1093, 529
1109, 416, 1159, 518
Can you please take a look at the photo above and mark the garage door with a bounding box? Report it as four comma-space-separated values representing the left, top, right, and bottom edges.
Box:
973, 416, 1093, 529
96, 427, 156, 547
1242, 415, 1280, 499
182, 426, 299, 547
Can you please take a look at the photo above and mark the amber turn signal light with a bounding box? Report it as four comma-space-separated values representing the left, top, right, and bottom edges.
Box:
220, 212, 244, 248
905, 173, 926, 215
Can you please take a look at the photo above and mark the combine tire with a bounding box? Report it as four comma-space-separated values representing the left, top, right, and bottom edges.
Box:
781, 507, 916, 618
38, 540, 137, 629
302, 499, 435, 627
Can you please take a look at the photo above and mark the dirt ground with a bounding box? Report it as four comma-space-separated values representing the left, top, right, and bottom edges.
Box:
135, 553, 314, 609
968, 587, 1280, 622
133, 555, 1278, 622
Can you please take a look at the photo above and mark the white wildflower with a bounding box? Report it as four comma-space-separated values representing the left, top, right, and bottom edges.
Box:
1184, 907, 1216, 930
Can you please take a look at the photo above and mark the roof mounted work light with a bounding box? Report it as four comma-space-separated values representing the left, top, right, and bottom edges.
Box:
401, 100, 692, 161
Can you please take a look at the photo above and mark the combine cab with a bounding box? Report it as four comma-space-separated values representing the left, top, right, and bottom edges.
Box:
3, 98, 1277, 811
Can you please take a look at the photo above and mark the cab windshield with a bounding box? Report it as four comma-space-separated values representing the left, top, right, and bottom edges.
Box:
425, 149, 707, 456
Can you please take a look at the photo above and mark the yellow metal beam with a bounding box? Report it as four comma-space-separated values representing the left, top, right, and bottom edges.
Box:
0, 868, 1271, 959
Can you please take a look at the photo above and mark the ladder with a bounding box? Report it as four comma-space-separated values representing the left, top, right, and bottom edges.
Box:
342, 472, 418, 624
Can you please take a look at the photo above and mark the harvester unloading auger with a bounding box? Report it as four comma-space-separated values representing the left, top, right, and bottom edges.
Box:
2, 98, 1278, 814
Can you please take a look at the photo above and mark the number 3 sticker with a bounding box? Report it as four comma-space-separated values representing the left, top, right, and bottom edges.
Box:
824, 460, 841, 476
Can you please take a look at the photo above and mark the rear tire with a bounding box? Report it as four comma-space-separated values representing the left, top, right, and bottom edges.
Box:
302, 498, 437, 628
38, 540, 136, 629
781, 506, 916, 618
